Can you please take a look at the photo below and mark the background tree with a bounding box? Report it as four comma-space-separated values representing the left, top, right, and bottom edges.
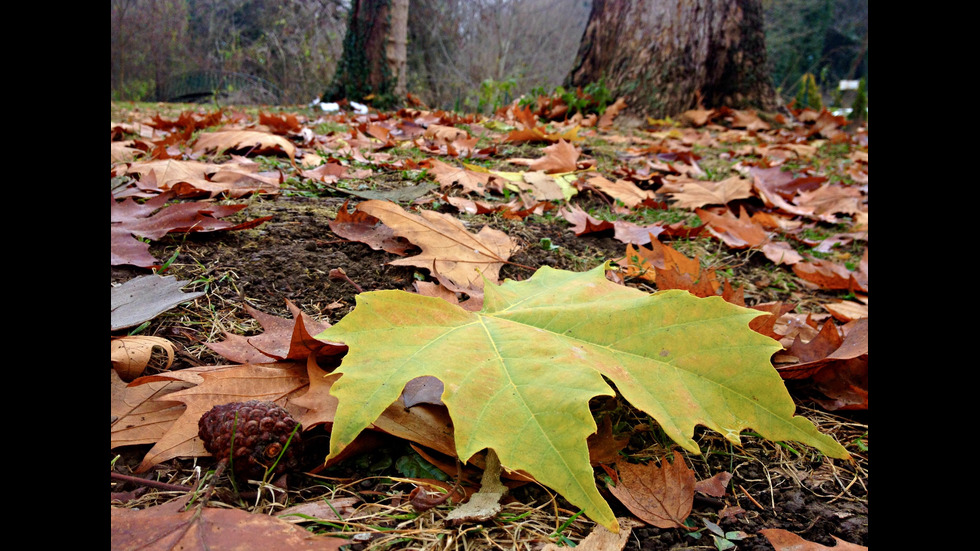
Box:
565, 0, 777, 118
323, 0, 409, 107
406, 0, 590, 111
763, 0, 867, 104
109, 0, 865, 112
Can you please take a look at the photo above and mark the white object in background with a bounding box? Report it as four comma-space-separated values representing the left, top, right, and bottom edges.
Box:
350, 101, 368, 114
839, 80, 861, 91
320, 102, 341, 113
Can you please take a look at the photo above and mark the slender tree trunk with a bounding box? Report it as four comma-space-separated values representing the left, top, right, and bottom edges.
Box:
566, 0, 777, 118
325, 0, 409, 107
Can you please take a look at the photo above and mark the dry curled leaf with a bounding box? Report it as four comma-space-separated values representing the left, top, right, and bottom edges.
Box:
110, 336, 175, 381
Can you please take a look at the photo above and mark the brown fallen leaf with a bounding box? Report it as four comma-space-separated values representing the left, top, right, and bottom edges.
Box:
207, 299, 347, 363
619, 239, 702, 286
665, 176, 753, 209
110, 336, 175, 381
607, 451, 695, 529
796, 183, 864, 220
696, 206, 768, 249
192, 129, 297, 163
122, 158, 280, 198
328, 199, 418, 256
129, 362, 310, 472
111, 369, 188, 448
793, 257, 867, 293
111, 495, 348, 550
111, 141, 145, 163
355, 200, 519, 299
426, 158, 501, 195
694, 471, 732, 498
541, 517, 639, 551
597, 97, 628, 130
811, 356, 868, 411
587, 174, 655, 208
528, 139, 580, 173
824, 300, 868, 322
278, 497, 361, 524
760, 240, 805, 266
111, 191, 272, 268
760, 528, 867, 551
559, 204, 615, 236
587, 416, 630, 466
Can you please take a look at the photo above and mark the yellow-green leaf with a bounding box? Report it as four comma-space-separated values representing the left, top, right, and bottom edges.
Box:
317, 263, 849, 531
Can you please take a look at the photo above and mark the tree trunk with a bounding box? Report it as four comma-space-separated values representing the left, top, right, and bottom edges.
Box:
566, 0, 776, 118
325, 0, 409, 107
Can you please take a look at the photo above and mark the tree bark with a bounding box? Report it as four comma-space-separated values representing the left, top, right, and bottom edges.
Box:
566, 0, 776, 118
325, 0, 409, 107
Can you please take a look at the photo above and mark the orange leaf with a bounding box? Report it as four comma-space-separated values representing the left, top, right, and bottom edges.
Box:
529, 139, 580, 173
793, 258, 867, 293
695, 206, 768, 249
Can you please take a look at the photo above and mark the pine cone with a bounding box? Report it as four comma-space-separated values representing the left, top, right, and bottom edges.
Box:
198, 400, 303, 481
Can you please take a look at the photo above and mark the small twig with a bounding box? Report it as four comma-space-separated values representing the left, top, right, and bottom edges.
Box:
329, 267, 364, 293
738, 484, 765, 510
111, 472, 192, 492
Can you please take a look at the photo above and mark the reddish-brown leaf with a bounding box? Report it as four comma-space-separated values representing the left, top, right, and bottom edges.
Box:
207, 299, 347, 363
694, 471, 732, 497
111, 494, 348, 550
111, 191, 272, 267
559, 204, 614, 236
760, 528, 867, 551
587, 416, 630, 466
607, 451, 695, 529
811, 356, 868, 411
793, 257, 867, 293
328, 200, 418, 256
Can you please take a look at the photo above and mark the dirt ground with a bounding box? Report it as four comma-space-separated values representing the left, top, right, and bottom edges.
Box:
111, 189, 867, 550
111, 98, 868, 549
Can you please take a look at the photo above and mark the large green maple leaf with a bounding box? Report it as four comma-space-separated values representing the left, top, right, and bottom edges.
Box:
316, 264, 849, 531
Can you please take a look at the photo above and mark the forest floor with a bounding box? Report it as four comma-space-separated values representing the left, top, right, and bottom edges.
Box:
110, 99, 868, 550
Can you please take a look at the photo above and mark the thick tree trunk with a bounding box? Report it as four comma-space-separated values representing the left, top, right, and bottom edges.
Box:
566, 0, 776, 118
325, 0, 409, 107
